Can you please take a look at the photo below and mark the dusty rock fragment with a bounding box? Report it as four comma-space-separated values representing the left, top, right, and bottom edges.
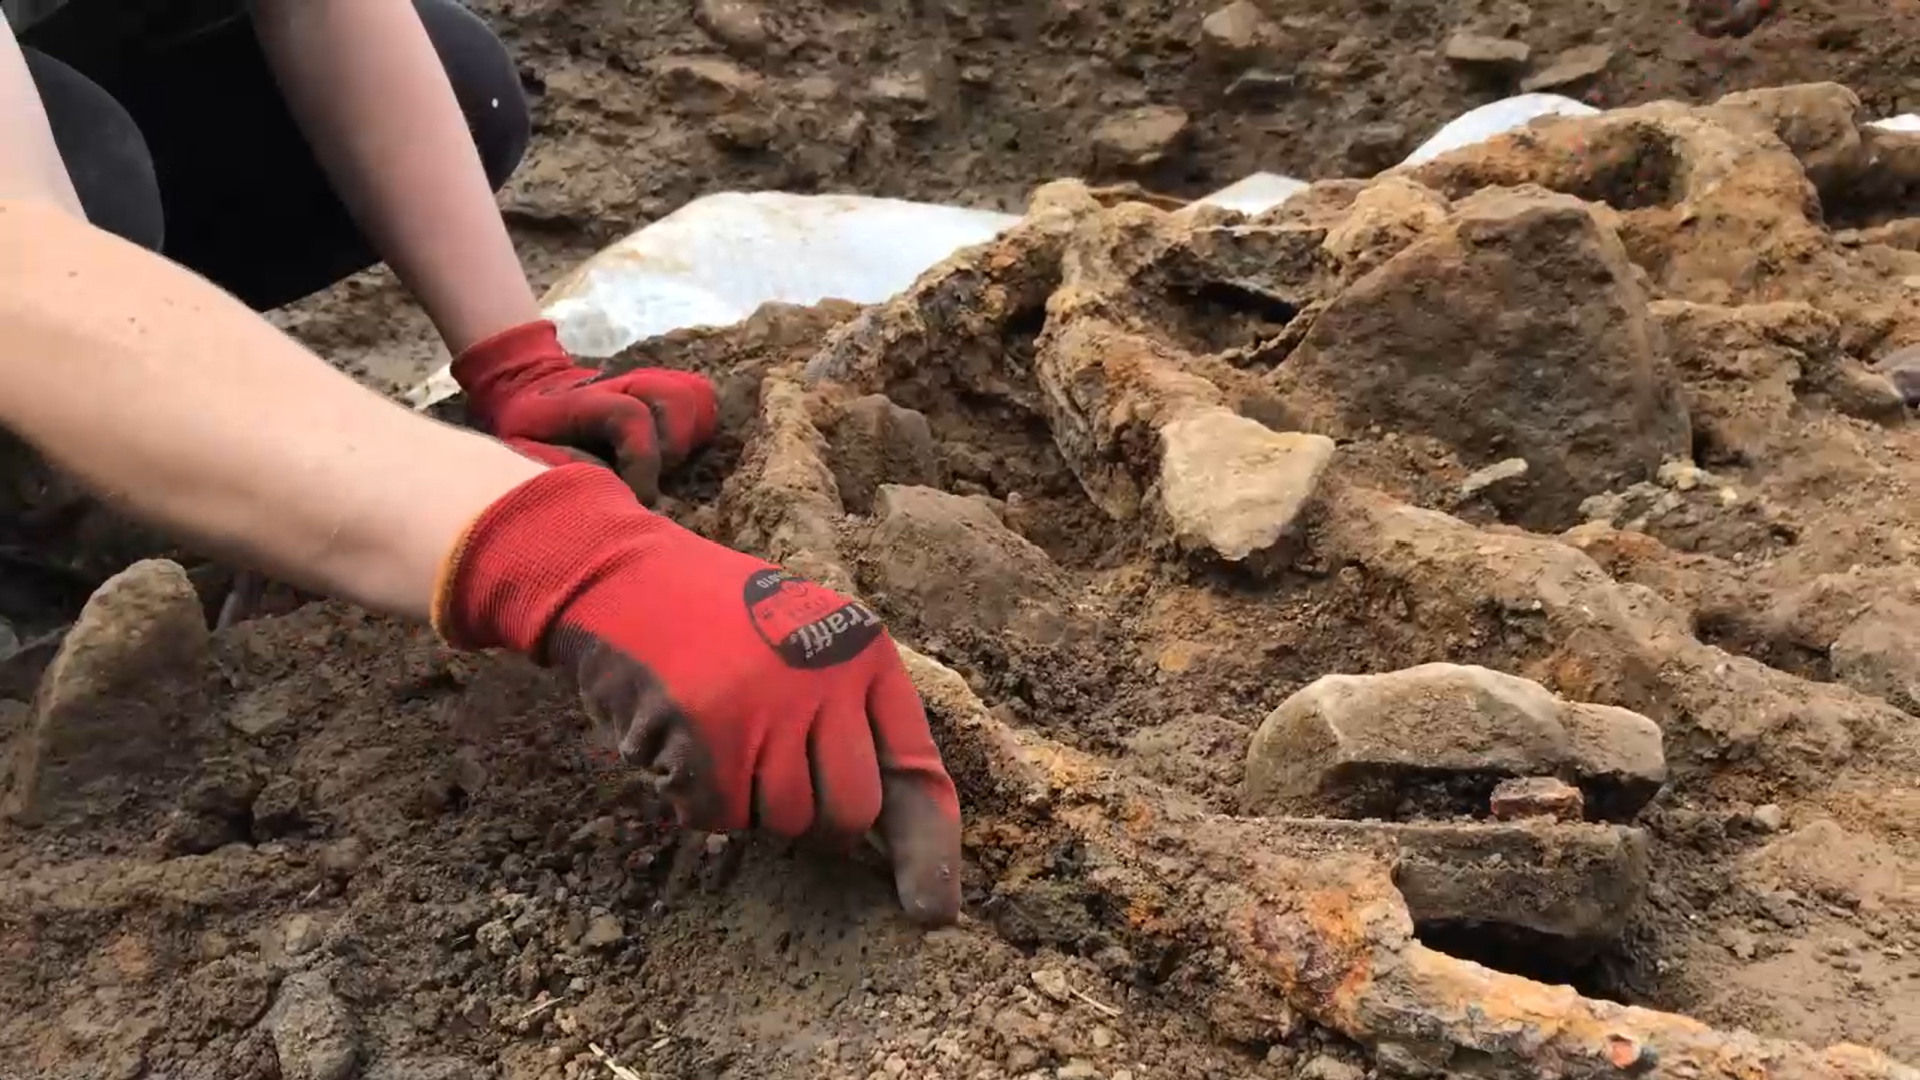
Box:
869, 70, 935, 117
1300, 1057, 1363, 1080
856, 485, 1071, 644
1875, 344, 1920, 407
1090, 105, 1191, 174
1688, 0, 1779, 38
161, 756, 265, 855
1830, 597, 1920, 713
1345, 122, 1411, 175
693, 0, 769, 53
1320, 177, 1450, 278
252, 774, 306, 839
1157, 409, 1333, 568
1, 559, 209, 826
823, 394, 944, 514
1520, 43, 1613, 92
1650, 300, 1839, 464
1458, 456, 1529, 499
1242, 663, 1666, 821
1823, 363, 1909, 424
318, 836, 368, 879
1030, 968, 1071, 1003
647, 56, 761, 113
580, 913, 624, 949
1275, 186, 1690, 528
1489, 776, 1585, 821
266, 970, 362, 1080
1443, 33, 1531, 74
1199, 1, 1275, 68
360, 1059, 479, 1080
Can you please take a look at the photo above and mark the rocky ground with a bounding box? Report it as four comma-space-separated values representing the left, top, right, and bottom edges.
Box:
5, 2, 1920, 1080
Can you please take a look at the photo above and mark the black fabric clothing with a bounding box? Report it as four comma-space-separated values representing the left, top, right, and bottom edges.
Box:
15, 0, 531, 312
5, 0, 247, 58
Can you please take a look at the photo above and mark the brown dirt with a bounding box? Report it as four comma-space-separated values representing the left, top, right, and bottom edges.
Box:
7, 3, 1920, 1080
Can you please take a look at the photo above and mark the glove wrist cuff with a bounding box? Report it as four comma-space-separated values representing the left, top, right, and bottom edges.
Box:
449, 319, 570, 415
432, 463, 658, 658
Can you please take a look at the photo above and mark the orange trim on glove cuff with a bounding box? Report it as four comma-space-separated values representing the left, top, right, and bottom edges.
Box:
426, 462, 660, 658
429, 508, 487, 648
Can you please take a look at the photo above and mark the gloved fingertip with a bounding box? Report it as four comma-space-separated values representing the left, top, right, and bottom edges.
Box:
894, 846, 963, 927
880, 782, 964, 927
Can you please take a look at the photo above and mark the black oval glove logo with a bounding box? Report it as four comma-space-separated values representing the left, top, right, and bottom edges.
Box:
742, 568, 883, 669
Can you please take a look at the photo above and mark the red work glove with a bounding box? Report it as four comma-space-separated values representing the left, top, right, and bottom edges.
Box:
434, 464, 963, 925
452, 320, 719, 503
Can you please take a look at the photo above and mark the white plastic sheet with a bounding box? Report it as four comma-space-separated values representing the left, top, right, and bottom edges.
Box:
1401, 93, 1600, 166
405, 93, 1920, 410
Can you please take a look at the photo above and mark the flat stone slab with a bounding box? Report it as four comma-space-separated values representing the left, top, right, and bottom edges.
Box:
1243, 662, 1667, 822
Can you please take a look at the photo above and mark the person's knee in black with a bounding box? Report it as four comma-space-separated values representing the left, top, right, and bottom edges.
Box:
18, 46, 163, 252
413, 0, 531, 194
18, 0, 529, 313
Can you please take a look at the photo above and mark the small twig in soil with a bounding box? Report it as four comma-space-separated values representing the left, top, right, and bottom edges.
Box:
513, 994, 566, 1024
588, 1042, 646, 1080
1070, 985, 1122, 1017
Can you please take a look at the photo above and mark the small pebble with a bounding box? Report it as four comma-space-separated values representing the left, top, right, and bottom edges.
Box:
1300, 1056, 1365, 1080
1031, 968, 1072, 1003
580, 914, 624, 949
284, 913, 322, 957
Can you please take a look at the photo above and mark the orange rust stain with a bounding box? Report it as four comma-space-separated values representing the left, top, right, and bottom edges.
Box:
1118, 797, 1156, 834
1123, 896, 1170, 935
1301, 890, 1375, 1012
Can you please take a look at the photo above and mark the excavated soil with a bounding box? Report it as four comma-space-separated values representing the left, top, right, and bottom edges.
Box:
6, 4, 1920, 1080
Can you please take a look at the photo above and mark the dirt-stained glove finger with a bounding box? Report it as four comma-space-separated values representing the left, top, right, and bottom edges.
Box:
751, 708, 819, 837
557, 630, 721, 825
598, 399, 667, 506
649, 725, 727, 828
595, 369, 719, 464
806, 691, 884, 848
864, 654, 963, 926
539, 398, 665, 505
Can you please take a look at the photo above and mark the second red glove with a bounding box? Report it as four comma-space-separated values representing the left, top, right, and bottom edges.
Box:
452, 320, 718, 503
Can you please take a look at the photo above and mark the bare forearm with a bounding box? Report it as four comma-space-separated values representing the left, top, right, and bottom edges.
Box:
0, 199, 543, 618
250, 0, 539, 353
